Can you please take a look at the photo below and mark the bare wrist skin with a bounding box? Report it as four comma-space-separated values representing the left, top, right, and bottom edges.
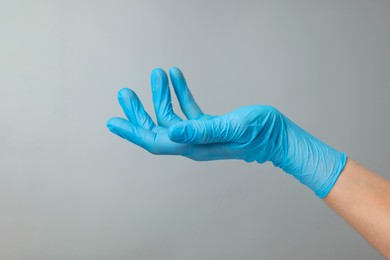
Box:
323, 158, 390, 258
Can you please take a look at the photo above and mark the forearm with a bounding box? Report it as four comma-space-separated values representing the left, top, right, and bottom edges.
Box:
108, 68, 389, 257
323, 158, 390, 258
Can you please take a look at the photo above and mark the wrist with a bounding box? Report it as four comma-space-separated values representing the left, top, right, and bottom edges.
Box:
275, 114, 347, 198
315, 151, 347, 198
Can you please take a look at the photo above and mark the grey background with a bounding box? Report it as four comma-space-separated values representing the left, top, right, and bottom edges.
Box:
0, 0, 389, 259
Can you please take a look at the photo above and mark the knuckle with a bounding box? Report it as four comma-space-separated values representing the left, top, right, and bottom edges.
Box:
264, 105, 280, 116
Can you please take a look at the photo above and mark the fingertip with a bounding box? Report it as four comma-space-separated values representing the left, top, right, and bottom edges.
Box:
168, 126, 182, 142
151, 68, 168, 91
106, 117, 114, 126
169, 66, 182, 74
151, 67, 166, 79
106, 117, 131, 139
106, 118, 117, 134
106, 117, 120, 129
168, 122, 189, 143
169, 66, 184, 80
152, 67, 164, 73
118, 88, 136, 99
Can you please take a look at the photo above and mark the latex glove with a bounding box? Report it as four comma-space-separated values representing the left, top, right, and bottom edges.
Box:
107, 67, 347, 198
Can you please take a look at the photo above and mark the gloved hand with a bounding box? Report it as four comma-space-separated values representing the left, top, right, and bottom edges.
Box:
107, 67, 347, 198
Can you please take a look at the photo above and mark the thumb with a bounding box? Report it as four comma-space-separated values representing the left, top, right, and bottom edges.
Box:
168, 116, 238, 144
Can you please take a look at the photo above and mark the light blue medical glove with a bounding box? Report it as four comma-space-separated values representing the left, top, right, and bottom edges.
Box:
107, 67, 347, 198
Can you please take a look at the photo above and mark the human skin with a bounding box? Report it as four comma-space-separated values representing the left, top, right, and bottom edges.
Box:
323, 158, 390, 258
107, 67, 390, 258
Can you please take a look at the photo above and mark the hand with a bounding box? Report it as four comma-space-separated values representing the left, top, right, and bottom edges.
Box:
107, 67, 346, 198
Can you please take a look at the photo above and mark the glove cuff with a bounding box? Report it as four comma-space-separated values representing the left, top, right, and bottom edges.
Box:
315, 152, 347, 198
